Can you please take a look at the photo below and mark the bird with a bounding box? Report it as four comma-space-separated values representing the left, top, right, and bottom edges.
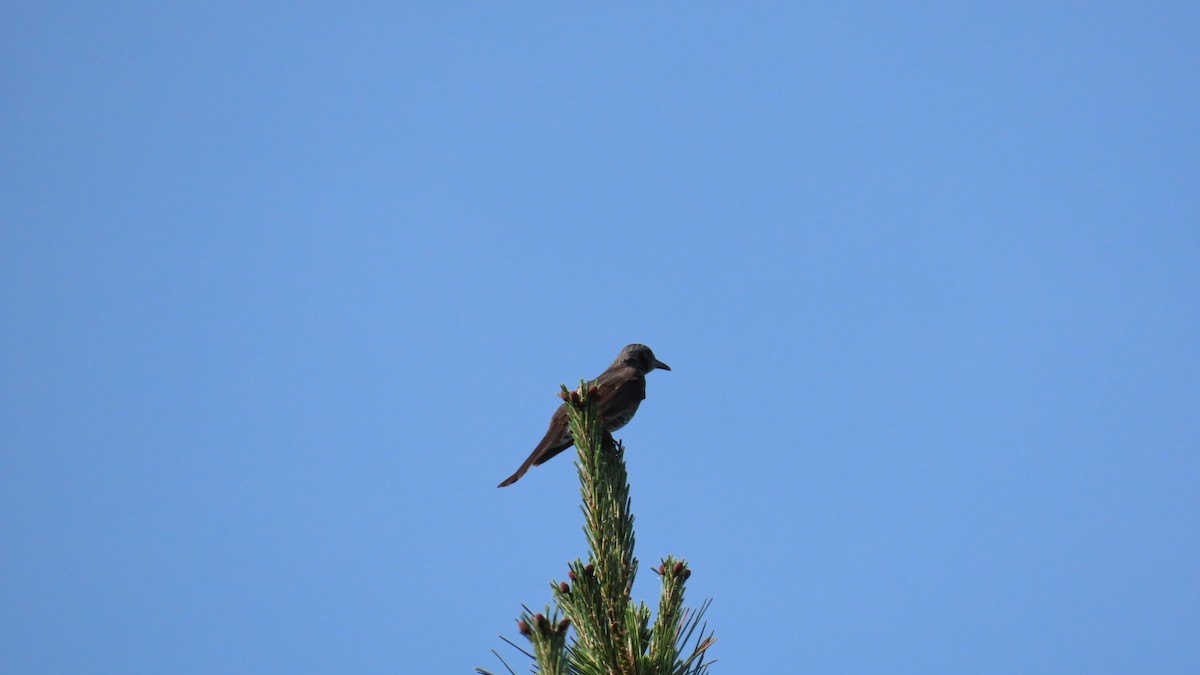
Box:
497, 344, 670, 487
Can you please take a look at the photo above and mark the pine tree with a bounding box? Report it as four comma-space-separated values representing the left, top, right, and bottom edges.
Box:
480, 383, 716, 675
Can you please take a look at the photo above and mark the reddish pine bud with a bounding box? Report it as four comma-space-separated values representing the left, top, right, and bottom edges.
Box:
588, 385, 599, 397
535, 613, 549, 631
673, 562, 685, 575
558, 389, 568, 400
657, 563, 666, 575
568, 570, 577, 581
559, 581, 570, 594
683, 569, 692, 579
517, 620, 531, 636
584, 564, 595, 576
569, 390, 582, 405
558, 618, 571, 632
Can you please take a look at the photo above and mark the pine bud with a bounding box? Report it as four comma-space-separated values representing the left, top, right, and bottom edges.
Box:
517, 620, 531, 636
559, 581, 570, 594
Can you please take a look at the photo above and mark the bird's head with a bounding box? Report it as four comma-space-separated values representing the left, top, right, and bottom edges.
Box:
614, 344, 671, 374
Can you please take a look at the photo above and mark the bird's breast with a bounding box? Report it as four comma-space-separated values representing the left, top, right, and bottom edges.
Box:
603, 400, 641, 431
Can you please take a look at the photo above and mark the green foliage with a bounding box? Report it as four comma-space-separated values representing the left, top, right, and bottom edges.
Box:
480, 384, 716, 675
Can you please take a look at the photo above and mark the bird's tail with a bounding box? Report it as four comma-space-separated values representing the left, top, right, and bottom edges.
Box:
496, 462, 532, 488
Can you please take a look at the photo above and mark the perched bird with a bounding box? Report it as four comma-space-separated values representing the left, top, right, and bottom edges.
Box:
498, 344, 670, 487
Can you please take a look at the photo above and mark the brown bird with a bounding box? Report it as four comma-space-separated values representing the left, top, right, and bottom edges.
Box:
498, 344, 670, 487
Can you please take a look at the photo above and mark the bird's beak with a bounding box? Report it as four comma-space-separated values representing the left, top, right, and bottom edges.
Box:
654, 359, 671, 371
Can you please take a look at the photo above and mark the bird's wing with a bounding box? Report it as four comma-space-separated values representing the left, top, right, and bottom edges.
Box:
596, 367, 646, 422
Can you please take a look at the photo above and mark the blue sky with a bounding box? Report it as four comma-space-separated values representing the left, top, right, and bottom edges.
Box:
2, 3, 1197, 673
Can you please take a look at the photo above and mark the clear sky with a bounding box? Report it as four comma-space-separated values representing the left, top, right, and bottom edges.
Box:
2, 3, 1197, 673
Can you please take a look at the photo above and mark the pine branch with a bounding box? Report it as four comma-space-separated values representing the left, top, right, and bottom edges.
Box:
485, 382, 717, 674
